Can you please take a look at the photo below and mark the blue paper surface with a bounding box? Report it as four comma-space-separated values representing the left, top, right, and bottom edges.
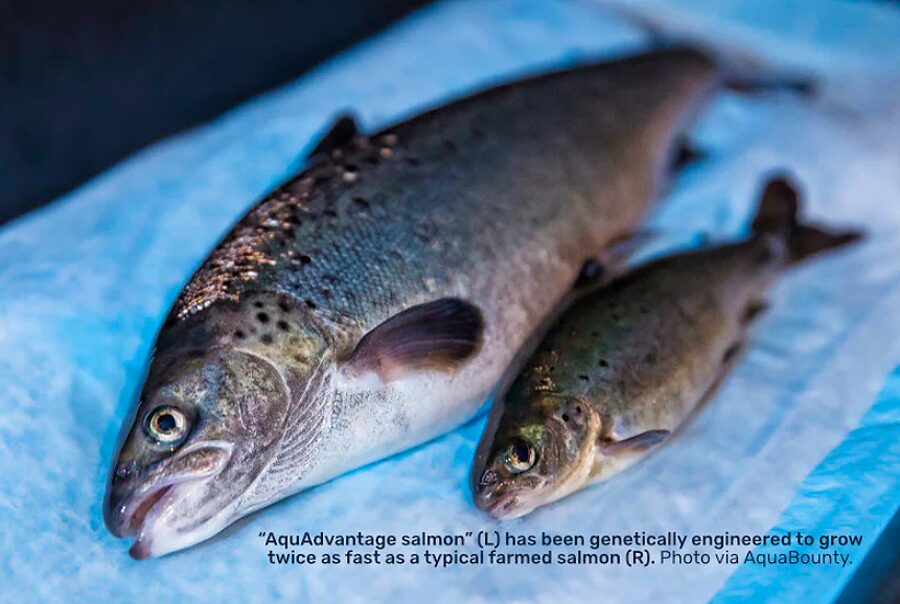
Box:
712, 366, 900, 603
1, 1, 899, 602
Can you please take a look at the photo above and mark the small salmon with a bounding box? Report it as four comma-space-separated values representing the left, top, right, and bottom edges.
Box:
471, 176, 861, 519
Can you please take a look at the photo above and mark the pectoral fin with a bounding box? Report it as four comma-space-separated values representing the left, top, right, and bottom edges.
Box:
598, 430, 670, 456
343, 298, 484, 381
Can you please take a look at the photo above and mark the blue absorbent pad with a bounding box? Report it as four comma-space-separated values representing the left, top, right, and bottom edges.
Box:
1, 1, 899, 602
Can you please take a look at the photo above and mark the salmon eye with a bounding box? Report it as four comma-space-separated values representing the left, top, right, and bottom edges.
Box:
504, 438, 536, 473
144, 406, 188, 445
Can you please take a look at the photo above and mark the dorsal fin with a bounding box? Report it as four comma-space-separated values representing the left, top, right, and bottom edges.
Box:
308, 114, 360, 158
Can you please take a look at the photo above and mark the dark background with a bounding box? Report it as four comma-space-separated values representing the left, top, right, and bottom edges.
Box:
0, 0, 428, 225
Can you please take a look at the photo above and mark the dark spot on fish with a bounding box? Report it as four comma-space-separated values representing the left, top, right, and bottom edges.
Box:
723, 343, 741, 363
299, 255, 312, 265
599, 359, 609, 368
345, 163, 358, 173
278, 300, 291, 313
254, 301, 264, 309
261, 334, 273, 345
443, 140, 457, 152
321, 288, 332, 298
353, 197, 370, 209
293, 355, 304, 363
578, 374, 590, 382
562, 413, 571, 422
324, 274, 338, 284
305, 300, 317, 310
575, 405, 582, 414
235, 330, 245, 339
277, 320, 290, 332
644, 350, 657, 364
405, 157, 421, 166
256, 312, 270, 324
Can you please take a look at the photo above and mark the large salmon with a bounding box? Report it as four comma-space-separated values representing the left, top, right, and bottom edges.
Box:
104, 48, 718, 558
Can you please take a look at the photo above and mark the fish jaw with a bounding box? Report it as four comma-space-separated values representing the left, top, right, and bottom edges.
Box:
479, 490, 536, 521
104, 441, 236, 558
128, 489, 240, 559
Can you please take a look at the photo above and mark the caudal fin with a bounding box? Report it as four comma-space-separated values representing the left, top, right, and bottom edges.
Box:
752, 175, 863, 264
592, 2, 817, 99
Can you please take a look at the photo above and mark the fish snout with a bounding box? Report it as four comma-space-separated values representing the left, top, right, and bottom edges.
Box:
478, 490, 521, 520
472, 473, 518, 519
104, 441, 233, 539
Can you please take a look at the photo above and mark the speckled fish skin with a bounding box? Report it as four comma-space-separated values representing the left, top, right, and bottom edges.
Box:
103, 48, 719, 558
471, 178, 861, 520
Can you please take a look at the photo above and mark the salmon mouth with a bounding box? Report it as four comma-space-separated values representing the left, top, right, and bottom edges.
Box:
104, 441, 234, 558
124, 485, 174, 537
125, 484, 178, 560
482, 492, 522, 519
121, 473, 224, 560
128, 481, 188, 560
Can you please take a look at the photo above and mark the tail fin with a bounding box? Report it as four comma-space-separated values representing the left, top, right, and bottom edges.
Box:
593, 2, 817, 99
752, 175, 863, 264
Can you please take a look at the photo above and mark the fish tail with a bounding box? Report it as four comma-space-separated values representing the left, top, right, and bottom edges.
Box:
592, 1, 817, 98
752, 174, 864, 264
